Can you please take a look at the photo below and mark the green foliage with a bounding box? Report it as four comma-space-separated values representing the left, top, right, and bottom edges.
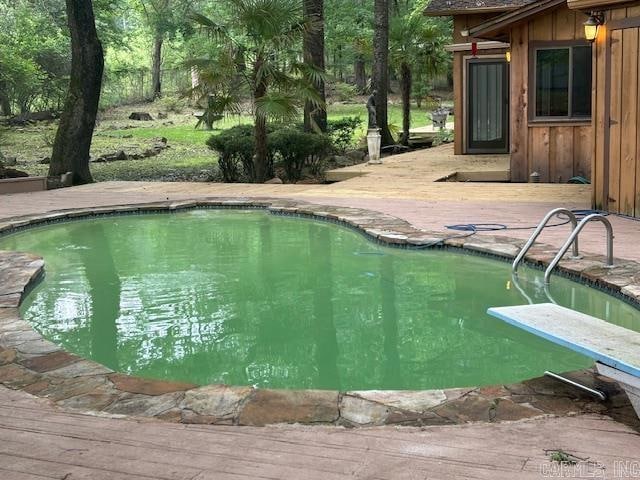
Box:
206, 124, 259, 182
0, 0, 131, 114
412, 79, 431, 108
332, 82, 358, 102
434, 128, 454, 145
138, 0, 197, 39
324, 0, 373, 81
207, 124, 332, 183
0, 0, 70, 113
191, 0, 325, 182
156, 94, 189, 113
327, 116, 362, 153
548, 450, 578, 465
270, 128, 333, 182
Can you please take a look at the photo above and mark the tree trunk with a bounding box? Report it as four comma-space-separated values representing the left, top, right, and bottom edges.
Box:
0, 99, 10, 117
48, 0, 104, 185
399, 62, 411, 146
253, 61, 269, 183
354, 55, 366, 94
303, 0, 327, 133
373, 0, 394, 146
254, 114, 269, 183
332, 48, 337, 78
151, 33, 163, 99
0, 81, 11, 116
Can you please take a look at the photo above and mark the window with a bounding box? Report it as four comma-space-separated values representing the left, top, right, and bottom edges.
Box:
533, 45, 592, 120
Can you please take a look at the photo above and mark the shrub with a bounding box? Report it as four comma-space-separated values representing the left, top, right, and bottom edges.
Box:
207, 125, 254, 182
333, 82, 358, 102
207, 124, 276, 182
305, 133, 333, 177
270, 128, 333, 183
156, 95, 188, 114
434, 128, 454, 145
327, 116, 362, 153
208, 125, 335, 183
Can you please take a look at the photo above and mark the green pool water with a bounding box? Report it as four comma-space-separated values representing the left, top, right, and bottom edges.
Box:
2, 210, 639, 391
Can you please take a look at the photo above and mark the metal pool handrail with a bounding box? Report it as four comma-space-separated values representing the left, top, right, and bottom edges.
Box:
544, 214, 614, 284
512, 208, 580, 275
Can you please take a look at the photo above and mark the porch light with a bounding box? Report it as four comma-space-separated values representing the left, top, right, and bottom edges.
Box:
584, 12, 603, 42
505, 50, 511, 63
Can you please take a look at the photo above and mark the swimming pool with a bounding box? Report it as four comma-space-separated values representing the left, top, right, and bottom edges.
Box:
1, 209, 638, 391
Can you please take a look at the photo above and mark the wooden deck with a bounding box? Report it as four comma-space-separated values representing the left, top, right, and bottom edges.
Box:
1, 386, 639, 480
1, 145, 639, 477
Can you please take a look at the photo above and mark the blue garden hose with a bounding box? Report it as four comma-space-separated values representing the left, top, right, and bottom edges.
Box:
445, 209, 608, 233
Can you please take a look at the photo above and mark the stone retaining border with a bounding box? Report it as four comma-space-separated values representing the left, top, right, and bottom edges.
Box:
0, 197, 639, 429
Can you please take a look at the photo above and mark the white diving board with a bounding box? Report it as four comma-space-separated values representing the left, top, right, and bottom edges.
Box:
487, 303, 640, 377
487, 303, 640, 417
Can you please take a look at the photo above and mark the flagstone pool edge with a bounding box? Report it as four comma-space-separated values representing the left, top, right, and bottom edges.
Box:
0, 197, 638, 428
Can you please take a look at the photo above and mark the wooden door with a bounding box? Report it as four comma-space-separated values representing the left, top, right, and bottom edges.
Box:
606, 23, 640, 216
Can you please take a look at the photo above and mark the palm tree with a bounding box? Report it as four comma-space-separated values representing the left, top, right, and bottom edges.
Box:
390, 12, 449, 145
303, 0, 327, 132
191, 0, 324, 183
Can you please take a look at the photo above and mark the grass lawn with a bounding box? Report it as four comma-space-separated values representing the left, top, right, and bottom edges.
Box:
0, 99, 449, 182
328, 102, 434, 139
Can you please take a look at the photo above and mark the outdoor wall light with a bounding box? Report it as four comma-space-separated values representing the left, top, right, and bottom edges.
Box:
505, 50, 511, 63
460, 29, 469, 37
584, 12, 604, 42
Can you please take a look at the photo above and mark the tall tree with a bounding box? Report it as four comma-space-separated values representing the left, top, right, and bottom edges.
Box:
139, 0, 194, 99
372, 0, 394, 146
303, 0, 327, 132
48, 0, 104, 185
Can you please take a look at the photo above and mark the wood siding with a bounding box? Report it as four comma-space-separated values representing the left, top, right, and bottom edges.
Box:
592, 4, 640, 216
509, 6, 592, 183
452, 15, 509, 154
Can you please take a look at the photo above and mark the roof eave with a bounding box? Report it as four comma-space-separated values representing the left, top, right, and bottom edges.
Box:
423, 5, 520, 16
468, 0, 567, 39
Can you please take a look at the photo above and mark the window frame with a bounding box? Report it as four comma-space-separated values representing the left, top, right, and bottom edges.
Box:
529, 40, 593, 124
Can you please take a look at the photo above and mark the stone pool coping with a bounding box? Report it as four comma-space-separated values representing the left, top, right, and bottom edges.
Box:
1, 197, 639, 428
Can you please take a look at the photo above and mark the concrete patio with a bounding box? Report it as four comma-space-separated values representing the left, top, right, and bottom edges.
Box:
1, 143, 639, 479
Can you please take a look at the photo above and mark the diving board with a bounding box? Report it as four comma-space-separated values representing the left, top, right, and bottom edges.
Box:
487, 303, 640, 417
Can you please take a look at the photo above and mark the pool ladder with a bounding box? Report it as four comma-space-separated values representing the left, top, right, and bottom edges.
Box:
512, 207, 614, 283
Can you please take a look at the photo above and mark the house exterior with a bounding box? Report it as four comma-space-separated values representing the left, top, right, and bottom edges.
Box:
425, 0, 640, 218
424, 0, 535, 157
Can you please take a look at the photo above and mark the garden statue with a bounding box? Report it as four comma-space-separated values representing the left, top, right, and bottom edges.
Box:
366, 91, 377, 129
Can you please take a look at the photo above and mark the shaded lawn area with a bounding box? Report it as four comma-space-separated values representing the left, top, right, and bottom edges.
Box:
328, 103, 434, 139
1, 102, 439, 182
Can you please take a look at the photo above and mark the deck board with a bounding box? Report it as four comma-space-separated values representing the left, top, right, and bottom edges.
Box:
1, 386, 640, 479
487, 303, 640, 377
